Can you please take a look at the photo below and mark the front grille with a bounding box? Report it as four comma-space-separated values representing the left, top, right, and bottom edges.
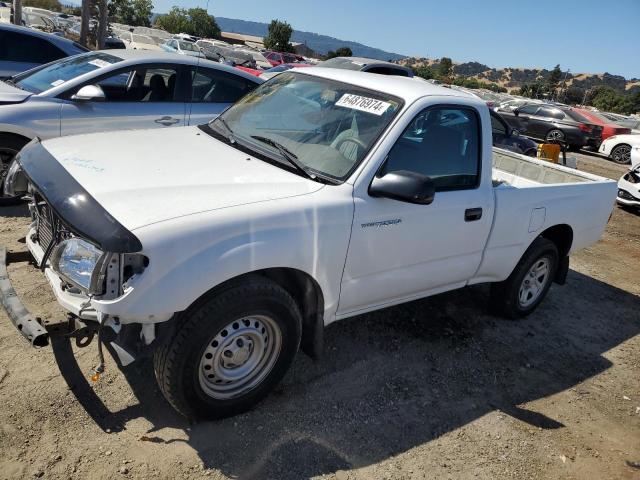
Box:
34, 200, 54, 250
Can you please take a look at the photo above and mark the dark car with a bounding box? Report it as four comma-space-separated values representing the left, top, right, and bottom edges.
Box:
0, 23, 88, 78
491, 110, 538, 156
320, 56, 414, 77
498, 103, 603, 151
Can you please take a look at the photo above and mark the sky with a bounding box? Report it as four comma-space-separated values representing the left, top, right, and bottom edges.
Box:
152, 0, 640, 78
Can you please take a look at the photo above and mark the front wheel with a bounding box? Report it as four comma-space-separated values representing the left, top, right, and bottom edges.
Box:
0, 134, 28, 206
153, 276, 302, 420
490, 238, 559, 319
610, 144, 631, 164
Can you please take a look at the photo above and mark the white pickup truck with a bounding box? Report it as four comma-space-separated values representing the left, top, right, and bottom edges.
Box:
1, 68, 617, 420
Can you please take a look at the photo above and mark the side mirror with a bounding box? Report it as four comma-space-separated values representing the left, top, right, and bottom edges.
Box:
513, 108, 520, 117
369, 170, 435, 205
71, 84, 105, 102
511, 128, 520, 137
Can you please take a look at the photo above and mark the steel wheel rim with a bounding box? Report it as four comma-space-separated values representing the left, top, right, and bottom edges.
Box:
612, 145, 631, 164
546, 130, 564, 142
198, 314, 282, 400
518, 257, 551, 308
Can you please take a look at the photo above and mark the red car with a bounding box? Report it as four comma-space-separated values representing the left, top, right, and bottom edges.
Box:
264, 51, 302, 67
235, 65, 263, 77
572, 108, 631, 141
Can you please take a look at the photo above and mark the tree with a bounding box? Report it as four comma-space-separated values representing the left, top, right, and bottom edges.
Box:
23, 0, 62, 12
547, 64, 563, 99
263, 19, 294, 53
13, 0, 22, 25
155, 7, 218, 37
412, 65, 434, 80
188, 7, 219, 38
437, 57, 453, 83
325, 47, 352, 59
155, 6, 191, 34
79, 0, 91, 46
109, 0, 154, 27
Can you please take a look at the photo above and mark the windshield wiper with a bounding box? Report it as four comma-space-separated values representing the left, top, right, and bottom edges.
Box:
212, 116, 236, 143
250, 135, 318, 181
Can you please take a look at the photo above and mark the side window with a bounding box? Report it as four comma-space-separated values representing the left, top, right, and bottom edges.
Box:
551, 110, 565, 119
283, 54, 297, 64
519, 105, 539, 115
95, 67, 179, 102
190, 68, 255, 103
490, 113, 507, 135
383, 106, 481, 191
0, 32, 66, 63
537, 107, 555, 118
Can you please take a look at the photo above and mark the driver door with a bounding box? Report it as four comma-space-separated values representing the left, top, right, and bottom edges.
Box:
338, 105, 494, 316
60, 64, 187, 136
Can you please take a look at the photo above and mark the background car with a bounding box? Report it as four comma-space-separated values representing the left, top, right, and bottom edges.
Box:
490, 110, 538, 156
196, 42, 256, 69
259, 62, 313, 80
161, 39, 205, 58
616, 165, 640, 210
500, 103, 603, 151
572, 108, 631, 141
0, 23, 88, 78
120, 32, 163, 51
320, 56, 414, 77
264, 51, 300, 67
0, 50, 262, 201
598, 134, 640, 164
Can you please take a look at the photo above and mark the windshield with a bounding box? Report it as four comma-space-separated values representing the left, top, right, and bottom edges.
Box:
14, 52, 122, 94
211, 72, 403, 181
179, 41, 199, 52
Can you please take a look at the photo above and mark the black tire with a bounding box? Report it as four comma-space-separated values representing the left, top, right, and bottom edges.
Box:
0, 133, 28, 206
490, 238, 559, 319
153, 276, 302, 420
610, 144, 631, 165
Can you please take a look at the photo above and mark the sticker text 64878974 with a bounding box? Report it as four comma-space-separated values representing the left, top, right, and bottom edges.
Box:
335, 94, 392, 116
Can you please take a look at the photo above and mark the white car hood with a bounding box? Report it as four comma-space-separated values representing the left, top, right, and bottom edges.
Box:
41, 126, 324, 231
0, 80, 33, 103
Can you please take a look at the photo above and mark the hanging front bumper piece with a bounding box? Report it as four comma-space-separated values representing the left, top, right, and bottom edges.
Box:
0, 247, 49, 347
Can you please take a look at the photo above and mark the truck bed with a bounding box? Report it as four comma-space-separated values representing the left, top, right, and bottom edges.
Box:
470, 147, 617, 285
492, 148, 599, 187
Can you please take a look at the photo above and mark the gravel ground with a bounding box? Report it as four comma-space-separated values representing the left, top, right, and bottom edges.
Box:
0, 150, 639, 480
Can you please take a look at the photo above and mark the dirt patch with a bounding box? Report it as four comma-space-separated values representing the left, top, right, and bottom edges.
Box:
0, 152, 639, 480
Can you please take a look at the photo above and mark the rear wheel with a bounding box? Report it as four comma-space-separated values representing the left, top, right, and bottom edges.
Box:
0, 134, 28, 206
545, 129, 565, 143
490, 238, 559, 319
610, 144, 631, 164
153, 276, 302, 420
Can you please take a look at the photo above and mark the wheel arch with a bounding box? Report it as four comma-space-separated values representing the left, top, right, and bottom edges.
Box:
539, 224, 573, 284
186, 267, 325, 360
0, 131, 32, 146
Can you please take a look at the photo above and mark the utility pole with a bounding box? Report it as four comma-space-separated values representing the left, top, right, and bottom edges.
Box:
13, 0, 22, 26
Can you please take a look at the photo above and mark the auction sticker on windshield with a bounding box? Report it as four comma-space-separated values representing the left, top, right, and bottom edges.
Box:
335, 94, 392, 116
88, 59, 112, 68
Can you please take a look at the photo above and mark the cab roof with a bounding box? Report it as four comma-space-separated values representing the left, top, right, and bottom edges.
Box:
297, 67, 479, 104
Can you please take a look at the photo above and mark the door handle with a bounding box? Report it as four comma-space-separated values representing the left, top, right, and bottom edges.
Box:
465, 208, 483, 222
155, 116, 180, 126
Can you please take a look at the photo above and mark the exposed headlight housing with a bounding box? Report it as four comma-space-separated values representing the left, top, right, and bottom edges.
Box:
50, 238, 109, 294
3, 159, 28, 197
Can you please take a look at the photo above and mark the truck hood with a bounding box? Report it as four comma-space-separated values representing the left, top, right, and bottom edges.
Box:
40, 126, 324, 232
0, 80, 33, 104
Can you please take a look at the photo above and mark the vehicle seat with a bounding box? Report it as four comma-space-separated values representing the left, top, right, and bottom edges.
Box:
126, 71, 145, 101
167, 73, 176, 99
330, 115, 360, 162
145, 74, 168, 101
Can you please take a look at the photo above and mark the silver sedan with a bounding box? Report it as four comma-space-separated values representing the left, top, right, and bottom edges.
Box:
0, 50, 263, 201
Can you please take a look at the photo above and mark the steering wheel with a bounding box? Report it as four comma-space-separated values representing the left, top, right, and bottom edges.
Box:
334, 136, 367, 151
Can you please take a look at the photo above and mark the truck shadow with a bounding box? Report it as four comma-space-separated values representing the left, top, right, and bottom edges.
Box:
48, 269, 640, 479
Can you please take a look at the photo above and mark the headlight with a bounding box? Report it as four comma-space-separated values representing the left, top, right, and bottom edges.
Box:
50, 238, 108, 294
3, 159, 28, 197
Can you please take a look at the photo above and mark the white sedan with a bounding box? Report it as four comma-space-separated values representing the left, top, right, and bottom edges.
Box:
599, 134, 640, 165
617, 165, 640, 209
